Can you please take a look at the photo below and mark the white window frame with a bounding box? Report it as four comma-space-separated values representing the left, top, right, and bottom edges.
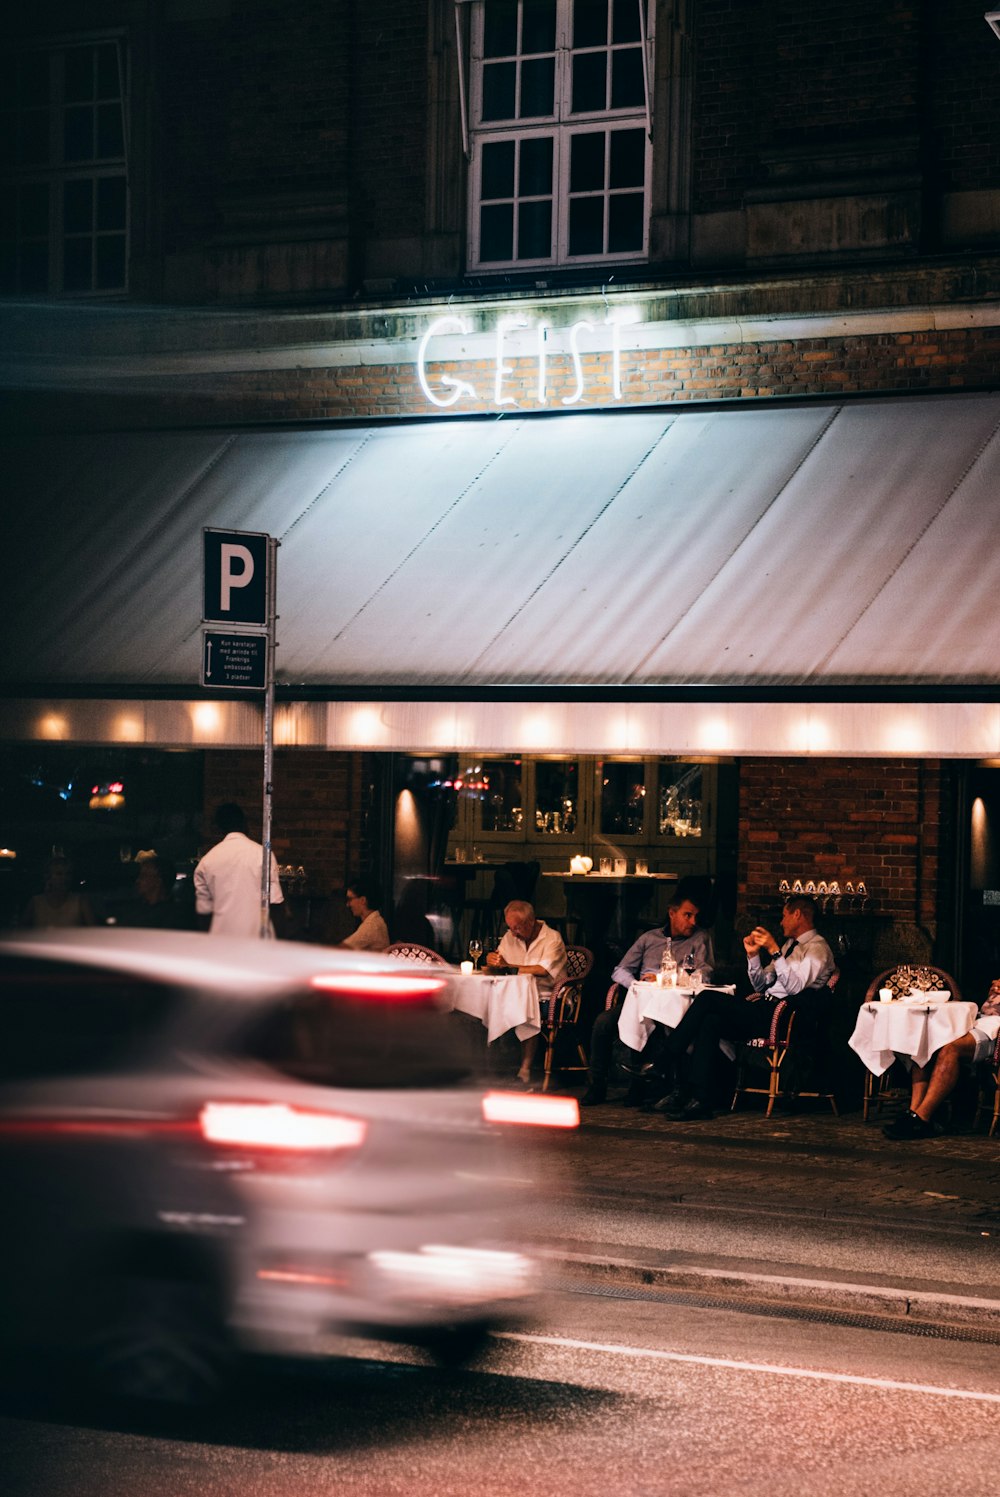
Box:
462, 0, 655, 272
1, 32, 129, 297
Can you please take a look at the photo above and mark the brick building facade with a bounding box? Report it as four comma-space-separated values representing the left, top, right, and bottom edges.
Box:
3, 2, 1000, 979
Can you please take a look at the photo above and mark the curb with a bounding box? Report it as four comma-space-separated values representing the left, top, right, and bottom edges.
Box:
544, 1243, 1000, 1330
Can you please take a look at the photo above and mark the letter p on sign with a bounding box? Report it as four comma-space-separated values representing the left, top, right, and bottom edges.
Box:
203, 528, 268, 626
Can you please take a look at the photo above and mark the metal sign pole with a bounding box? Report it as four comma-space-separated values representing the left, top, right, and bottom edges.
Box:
260, 536, 279, 938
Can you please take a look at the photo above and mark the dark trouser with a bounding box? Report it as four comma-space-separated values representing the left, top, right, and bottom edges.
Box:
665, 990, 778, 1104
589, 995, 637, 1083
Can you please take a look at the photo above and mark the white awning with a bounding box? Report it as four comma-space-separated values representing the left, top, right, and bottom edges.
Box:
3, 392, 1000, 754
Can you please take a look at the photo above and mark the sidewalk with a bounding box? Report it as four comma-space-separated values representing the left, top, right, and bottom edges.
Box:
530, 1087, 1000, 1331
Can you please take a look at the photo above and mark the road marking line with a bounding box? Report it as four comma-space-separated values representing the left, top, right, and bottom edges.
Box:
495, 1332, 1000, 1404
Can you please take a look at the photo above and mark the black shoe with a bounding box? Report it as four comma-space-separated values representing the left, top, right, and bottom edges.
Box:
882, 1110, 942, 1140
580, 1084, 607, 1107
643, 1088, 687, 1115
618, 1059, 653, 1079
665, 1098, 714, 1122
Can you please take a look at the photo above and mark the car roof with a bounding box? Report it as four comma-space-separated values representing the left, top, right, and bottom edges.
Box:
0, 928, 449, 998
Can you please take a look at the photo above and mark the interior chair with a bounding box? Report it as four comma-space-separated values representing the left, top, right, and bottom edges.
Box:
384, 942, 451, 965
466, 860, 541, 947
540, 944, 594, 1092
731, 991, 839, 1118
861, 965, 961, 1122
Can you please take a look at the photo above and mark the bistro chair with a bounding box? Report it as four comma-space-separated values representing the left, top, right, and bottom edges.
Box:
540, 944, 594, 1092
974, 1030, 1000, 1138
384, 942, 451, 966
731, 992, 839, 1118
861, 965, 962, 1122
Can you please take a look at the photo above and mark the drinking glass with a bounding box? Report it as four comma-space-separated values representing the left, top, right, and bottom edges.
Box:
468, 938, 483, 970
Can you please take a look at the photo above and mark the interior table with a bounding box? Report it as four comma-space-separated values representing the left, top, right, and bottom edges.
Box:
544, 872, 677, 949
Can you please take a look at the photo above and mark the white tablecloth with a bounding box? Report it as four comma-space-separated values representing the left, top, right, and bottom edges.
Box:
618, 982, 695, 1052
848, 1000, 980, 1076
448, 973, 541, 1043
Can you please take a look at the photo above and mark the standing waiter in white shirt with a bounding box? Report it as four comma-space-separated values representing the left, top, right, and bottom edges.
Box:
194, 802, 284, 938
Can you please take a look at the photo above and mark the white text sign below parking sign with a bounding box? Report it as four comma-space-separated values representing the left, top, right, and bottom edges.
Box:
203, 528, 269, 626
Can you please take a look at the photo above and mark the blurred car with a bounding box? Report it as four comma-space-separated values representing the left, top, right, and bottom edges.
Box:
0, 929, 576, 1403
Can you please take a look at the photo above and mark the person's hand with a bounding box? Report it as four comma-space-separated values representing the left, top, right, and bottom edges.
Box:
640, 969, 659, 983
485, 950, 502, 968
743, 931, 762, 955
752, 926, 780, 957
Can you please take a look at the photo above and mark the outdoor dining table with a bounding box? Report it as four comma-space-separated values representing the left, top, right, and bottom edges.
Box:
848, 997, 979, 1075
617, 980, 739, 1057
447, 971, 541, 1044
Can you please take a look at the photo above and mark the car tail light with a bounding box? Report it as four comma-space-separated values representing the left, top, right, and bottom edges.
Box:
199, 1102, 367, 1152
481, 1091, 579, 1129
309, 973, 447, 1001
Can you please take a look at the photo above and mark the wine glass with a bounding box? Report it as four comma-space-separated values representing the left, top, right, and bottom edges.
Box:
468, 938, 483, 970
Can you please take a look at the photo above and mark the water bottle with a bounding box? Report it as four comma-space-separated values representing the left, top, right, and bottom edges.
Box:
660, 938, 677, 987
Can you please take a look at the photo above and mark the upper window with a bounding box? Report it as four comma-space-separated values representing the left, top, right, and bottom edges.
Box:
467, 0, 652, 271
0, 38, 129, 296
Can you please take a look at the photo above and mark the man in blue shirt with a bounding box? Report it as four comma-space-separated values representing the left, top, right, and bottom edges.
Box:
581, 888, 714, 1106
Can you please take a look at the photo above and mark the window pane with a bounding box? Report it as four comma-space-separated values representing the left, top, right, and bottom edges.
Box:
63, 235, 93, 290
64, 47, 95, 104
20, 181, 49, 237
97, 174, 126, 230
609, 190, 644, 251
482, 60, 516, 122
19, 240, 49, 293
609, 127, 644, 187
97, 102, 124, 159
19, 52, 49, 109
574, 0, 609, 49
480, 202, 514, 261
479, 760, 523, 832
484, 0, 518, 58
20, 110, 49, 167
518, 198, 551, 259
572, 51, 607, 113
658, 762, 703, 838
519, 135, 553, 196
521, 0, 557, 53
568, 195, 604, 255
481, 139, 515, 200
570, 131, 605, 193
96, 43, 120, 98
612, 0, 641, 44
519, 56, 554, 117
63, 178, 92, 233
600, 762, 646, 835
64, 105, 93, 162
611, 46, 644, 109
534, 761, 578, 835
96, 233, 126, 290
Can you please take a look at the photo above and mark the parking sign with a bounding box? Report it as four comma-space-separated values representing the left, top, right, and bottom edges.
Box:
203, 528, 269, 626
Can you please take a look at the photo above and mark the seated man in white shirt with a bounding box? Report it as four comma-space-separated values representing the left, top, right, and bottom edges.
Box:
487, 900, 568, 1086
883, 979, 1000, 1139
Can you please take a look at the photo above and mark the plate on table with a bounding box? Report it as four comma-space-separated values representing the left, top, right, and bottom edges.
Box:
901, 989, 951, 1004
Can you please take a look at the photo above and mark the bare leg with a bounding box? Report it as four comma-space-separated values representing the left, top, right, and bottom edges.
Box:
913, 1034, 976, 1121
518, 1034, 538, 1084
909, 1063, 930, 1112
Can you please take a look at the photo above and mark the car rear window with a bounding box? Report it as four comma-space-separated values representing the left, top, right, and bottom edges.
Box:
0, 953, 179, 1081
241, 986, 477, 1090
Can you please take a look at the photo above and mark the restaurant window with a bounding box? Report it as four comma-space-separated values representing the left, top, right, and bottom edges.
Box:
0, 37, 129, 295
463, 0, 653, 270
657, 759, 703, 839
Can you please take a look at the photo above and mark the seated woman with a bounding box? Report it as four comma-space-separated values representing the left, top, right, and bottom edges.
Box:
341, 875, 390, 952
883, 979, 1000, 1139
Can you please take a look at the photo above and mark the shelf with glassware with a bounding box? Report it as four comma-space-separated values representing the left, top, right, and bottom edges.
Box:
443, 755, 721, 925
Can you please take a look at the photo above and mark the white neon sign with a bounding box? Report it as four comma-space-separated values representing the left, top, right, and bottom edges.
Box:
417, 313, 627, 410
